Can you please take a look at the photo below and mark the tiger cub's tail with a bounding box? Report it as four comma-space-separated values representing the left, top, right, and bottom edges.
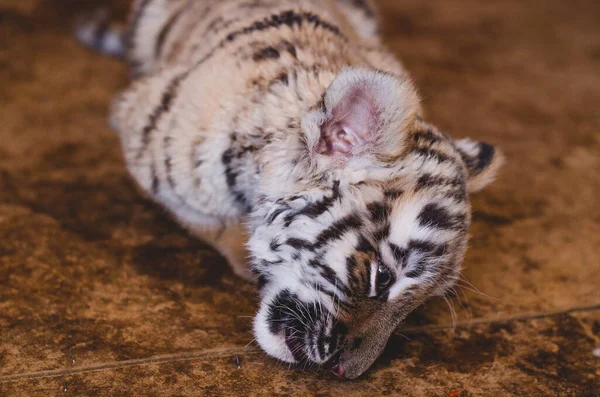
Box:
74, 9, 126, 58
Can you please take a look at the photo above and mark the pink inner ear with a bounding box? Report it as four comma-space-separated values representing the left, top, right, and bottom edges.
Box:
316, 87, 377, 156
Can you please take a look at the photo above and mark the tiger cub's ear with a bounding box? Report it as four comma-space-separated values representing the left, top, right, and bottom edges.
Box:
454, 138, 504, 192
303, 68, 420, 165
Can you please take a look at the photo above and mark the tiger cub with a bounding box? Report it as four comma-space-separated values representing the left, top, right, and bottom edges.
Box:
76, 0, 503, 379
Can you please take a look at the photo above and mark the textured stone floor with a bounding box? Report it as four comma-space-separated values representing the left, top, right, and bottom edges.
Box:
1, 0, 600, 395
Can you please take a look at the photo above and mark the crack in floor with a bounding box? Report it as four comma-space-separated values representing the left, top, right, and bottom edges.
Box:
1, 303, 599, 383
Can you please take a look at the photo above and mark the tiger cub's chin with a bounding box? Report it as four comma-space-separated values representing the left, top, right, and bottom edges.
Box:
79, 0, 503, 379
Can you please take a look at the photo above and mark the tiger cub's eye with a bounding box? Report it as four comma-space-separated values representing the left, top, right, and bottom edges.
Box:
377, 259, 392, 293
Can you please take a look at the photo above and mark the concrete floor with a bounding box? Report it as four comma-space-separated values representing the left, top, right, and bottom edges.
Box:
1, 0, 599, 395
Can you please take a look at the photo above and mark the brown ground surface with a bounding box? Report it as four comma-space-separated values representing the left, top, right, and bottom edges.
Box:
1, 0, 600, 396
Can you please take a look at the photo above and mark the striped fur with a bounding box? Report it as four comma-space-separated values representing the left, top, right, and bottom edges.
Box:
79, 0, 503, 379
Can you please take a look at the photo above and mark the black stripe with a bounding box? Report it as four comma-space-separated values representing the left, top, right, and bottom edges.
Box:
270, 71, 289, 86
257, 274, 270, 289
252, 40, 297, 62
356, 235, 374, 253
151, 161, 159, 194
314, 214, 362, 249
418, 203, 467, 230
367, 201, 388, 224
221, 145, 252, 212
316, 328, 327, 360
308, 259, 349, 296
253, 46, 280, 61
282, 40, 297, 58
155, 7, 186, 58
269, 239, 281, 252
414, 174, 468, 202
311, 282, 335, 300
447, 184, 468, 202
414, 147, 454, 164
474, 142, 495, 174
164, 135, 177, 189
137, 77, 183, 160
374, 224, 390, 242
161, 132, 202, 207
411, 129, 442, 145
266, 206, 290, 224
311, 282, 347, 310
323, 267, 348, 295
408, 239, 442, 255
284, 181, 340, 226
203, 15, 239, 37
415, 174, 467, 203
286, 238, 313, 250
457, 142, 496, 176
400, 239, 448, 278
191, 138, 206, 169
416, 174, 445, 191
307, 259, 320, 269
383, 189, 403, 200
389, 243, 408, 268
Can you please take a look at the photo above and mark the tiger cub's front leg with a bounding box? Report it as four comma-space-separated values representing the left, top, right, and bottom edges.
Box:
187, 222, 254, 282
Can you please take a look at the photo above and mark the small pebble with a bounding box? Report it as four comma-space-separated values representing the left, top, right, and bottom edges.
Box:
593, 347, 600, 358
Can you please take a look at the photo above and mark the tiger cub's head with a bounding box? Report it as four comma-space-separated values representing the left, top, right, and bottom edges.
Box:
248, 68, 503, 378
